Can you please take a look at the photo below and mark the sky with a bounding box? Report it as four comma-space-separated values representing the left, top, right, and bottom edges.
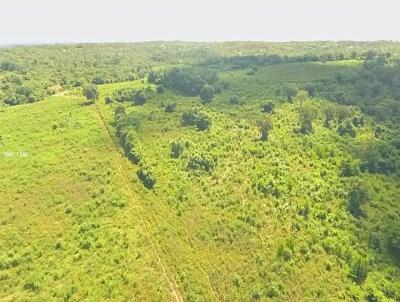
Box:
1, 0, 399, 44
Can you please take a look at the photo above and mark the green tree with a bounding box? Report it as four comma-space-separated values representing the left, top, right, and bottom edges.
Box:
296, 90, 309, 108
299, 104, 317, 134
348, 180, 369, 217
323, 104, 336, 127
83, 84, 99, 103
258, 118, 273, 141
199, 85, 215, 103
133, 90, 148, 105
261, 101, 275, 113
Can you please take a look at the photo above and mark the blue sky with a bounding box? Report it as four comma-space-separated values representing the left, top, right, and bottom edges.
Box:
1, 0, 399, 44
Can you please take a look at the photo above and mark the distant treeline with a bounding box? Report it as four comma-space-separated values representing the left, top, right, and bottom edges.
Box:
201, 50, 396, 70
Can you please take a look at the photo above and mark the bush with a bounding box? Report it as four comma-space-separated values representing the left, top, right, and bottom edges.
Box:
137, 165, 156, 189
133, 90, 148, 105
199, 85, 215, 103
187, 154, 215, 173
181, 109, 211, 131
348, 180, 369, 217
350, 258, 369, 285
258, 119, 273, 141
229, 95, 241, 105
171, 141, 184, 158
156, 85, 165, 94
298, 104, 317, 134
165, 102, 177, 113
82, 84, 99, 102
341, 161, 360, 177
338, 120, 357, 137
0, 60, 17, 71
261, 101, 275, 113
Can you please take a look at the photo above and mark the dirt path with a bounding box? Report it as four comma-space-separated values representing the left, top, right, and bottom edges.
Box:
92, 103, 184, 302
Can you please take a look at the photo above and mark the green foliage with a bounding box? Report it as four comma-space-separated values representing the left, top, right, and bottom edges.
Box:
261, 101, 275, 113
163, 66, 218, 96
2, 42, 400, 302
164, 102, 177, 113
82, 84, 99, 102
258, 118, 273, 141
133, 90, 148, 105
229, 95, 241, 105
181, 109, 212, 131
187, 154, 215, 174
199, 84, 215, 103
137, 165, 156, 189
348, 180, 369, 217
298, 103, 317, 134
171, 140, 185, 158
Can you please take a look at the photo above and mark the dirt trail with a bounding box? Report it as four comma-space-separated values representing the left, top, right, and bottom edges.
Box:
93, 103, 184, 302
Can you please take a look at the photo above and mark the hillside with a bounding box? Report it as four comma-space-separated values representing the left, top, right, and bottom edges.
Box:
0, 43, 400, 301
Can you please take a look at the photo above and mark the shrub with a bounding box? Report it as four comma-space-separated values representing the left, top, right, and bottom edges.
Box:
261, 101, 275, 113
348, 180, 369, 217
299, 104, 317, 134
165, 102, 177, 113
171, 141, 184, 158
181, 109, 211, 131
258, 118, 273, 141
24, 273, 42, 292
133, 90, 148, 105
82, 84, 98, 102
229, 95, 241, 105
338, 120, 357, 137
350, 258, 369, 285
156, 85, 165, 94
341, 160, 360, 177
187, 154, 215, 173
0, 60, 18, 71
199, 85, 215, 103
137, 165, 156, 189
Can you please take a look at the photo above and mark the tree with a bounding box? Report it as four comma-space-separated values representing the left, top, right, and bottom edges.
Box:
83, 84, 99, 103
137, 165, 156, 189
261, 101, 275, 113
299, 104, 317, 134
337, 106, 350, 123
323, 104, 336, 128
338, 120, 356, 137
187, 154, 215, 174
148, 70, 162, 84
199, 85, 215, 103
133, 90, 148, 105
296, 90, 309, 108
165, 102, 177, 113
229, 95, 241, 105
281, 84, 298, 102
348, 180, 369, 217
181, 110, 212, 131
171, 141, 184, 158
258, 119, 273, 141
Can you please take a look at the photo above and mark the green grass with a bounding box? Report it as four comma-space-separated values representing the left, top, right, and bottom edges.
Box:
218, 61, 360, 101
97, 74, 400, 300
0, 96, 175, 301
1, 60, 399, 301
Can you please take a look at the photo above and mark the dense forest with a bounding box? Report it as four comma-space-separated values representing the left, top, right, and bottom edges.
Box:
1, 41, 400, 301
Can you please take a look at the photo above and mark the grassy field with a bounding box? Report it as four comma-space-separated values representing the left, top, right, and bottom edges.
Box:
1, 59, 399, 301
0, 96, 179, 301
